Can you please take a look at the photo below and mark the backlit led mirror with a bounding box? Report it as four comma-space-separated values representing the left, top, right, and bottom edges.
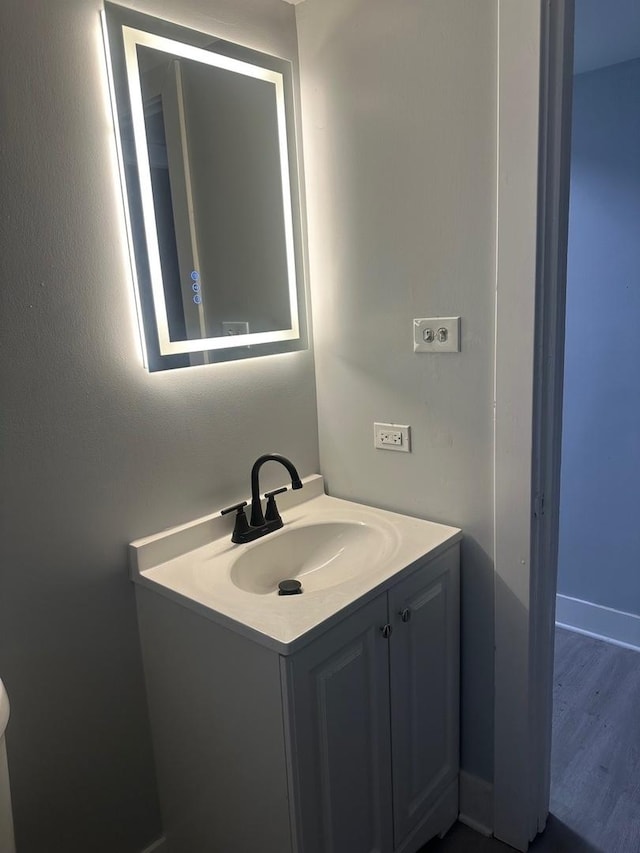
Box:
103, 3, 308, 370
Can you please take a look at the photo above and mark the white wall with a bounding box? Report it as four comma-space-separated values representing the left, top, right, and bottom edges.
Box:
296, 0, 498, 783
0, 1, 318, 850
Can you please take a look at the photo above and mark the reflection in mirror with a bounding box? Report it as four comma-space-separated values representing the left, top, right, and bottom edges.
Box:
102, 3, 307, 370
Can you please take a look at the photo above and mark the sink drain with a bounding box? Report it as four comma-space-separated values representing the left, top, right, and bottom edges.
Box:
278, 579, 303, 596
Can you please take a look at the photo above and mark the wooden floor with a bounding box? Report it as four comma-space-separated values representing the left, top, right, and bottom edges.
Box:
421, 628, 640, 852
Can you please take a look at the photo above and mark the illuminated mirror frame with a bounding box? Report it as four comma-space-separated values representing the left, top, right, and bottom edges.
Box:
102, 3, 308, 371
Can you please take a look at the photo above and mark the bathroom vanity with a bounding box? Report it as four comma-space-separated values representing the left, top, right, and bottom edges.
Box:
131, 475, 461, 853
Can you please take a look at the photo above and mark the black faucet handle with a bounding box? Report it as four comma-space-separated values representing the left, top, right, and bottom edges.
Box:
220, 501, 248, 516
264, 487, 287, 499
221, 501, 252, 543
264, 487, 287, 524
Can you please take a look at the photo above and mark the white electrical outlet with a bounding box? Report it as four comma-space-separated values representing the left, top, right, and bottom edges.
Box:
374, 423, 411, 452
413, 317, 461, 352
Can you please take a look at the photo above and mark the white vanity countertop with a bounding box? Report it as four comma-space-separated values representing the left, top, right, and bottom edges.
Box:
130, 475, 462, 654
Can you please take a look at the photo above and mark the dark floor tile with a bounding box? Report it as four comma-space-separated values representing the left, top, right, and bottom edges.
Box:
422, 816, 605, 853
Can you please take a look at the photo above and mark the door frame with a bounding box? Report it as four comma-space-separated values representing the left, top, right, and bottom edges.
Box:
493, 1, 574, 850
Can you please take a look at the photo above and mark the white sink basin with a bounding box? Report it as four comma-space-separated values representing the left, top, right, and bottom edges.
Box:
130, 475, 462, 651
230, 520, 395, 595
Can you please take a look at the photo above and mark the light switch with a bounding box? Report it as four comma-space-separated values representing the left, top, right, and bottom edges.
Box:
413, 317, 460, 353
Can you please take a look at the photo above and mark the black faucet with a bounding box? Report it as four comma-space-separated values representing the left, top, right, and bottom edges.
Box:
249, 453, 303, 525
221, 454, 303, 544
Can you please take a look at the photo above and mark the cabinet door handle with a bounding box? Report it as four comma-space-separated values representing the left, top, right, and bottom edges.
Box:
399, 608, 411, 623
380, 624, 393, 639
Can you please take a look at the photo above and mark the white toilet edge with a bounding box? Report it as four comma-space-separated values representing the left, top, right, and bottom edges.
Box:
0, 680, 10, 737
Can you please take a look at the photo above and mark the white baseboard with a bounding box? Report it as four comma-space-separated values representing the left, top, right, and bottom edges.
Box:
140, 837, 166, 853
556, 594, 640, 653
458, 770, 493, 836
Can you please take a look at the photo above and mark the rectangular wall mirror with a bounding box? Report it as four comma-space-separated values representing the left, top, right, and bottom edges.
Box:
103, 3, 308, 371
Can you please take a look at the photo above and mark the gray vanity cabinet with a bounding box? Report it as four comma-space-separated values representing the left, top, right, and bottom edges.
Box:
136, 543, 459, 853
281, 545, 460, 853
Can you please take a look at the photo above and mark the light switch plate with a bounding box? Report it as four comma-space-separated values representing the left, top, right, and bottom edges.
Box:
413, 317, 461, 352
222, 321, 250, 336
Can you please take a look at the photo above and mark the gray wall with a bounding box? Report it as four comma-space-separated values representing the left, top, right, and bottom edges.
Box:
296, 0, 497, 783
558, 59, 640, 617
0, 1, 318, 851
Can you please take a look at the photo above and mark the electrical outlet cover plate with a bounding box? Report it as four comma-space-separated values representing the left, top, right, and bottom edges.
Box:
413, 317, 461, 353
374, 423, 411, 452
222, 321, 250, 336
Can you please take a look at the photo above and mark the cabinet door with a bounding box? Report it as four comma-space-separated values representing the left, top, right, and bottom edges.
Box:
281, 594, 393, 853
388, 547, 460, 846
